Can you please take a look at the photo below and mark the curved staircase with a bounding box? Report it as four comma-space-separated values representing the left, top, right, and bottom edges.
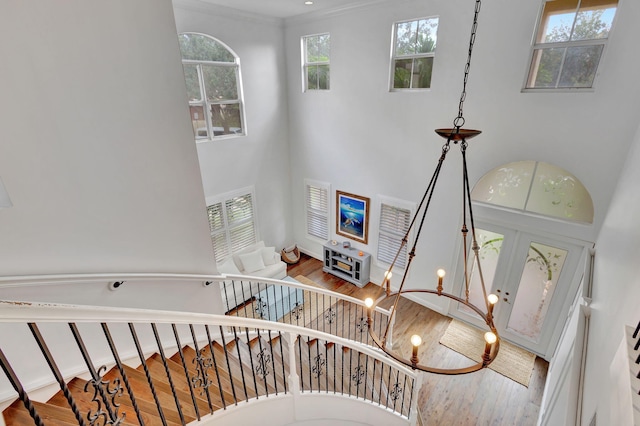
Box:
1, 299, 418, 426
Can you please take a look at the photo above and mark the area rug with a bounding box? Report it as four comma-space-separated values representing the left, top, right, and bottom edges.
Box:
439, 319, 536, 387
230, 275, 337, 329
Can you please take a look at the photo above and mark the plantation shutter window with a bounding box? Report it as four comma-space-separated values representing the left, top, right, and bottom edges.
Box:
377, 203, 412, 269
207, 188, 258, 263
305, 180, 330, 240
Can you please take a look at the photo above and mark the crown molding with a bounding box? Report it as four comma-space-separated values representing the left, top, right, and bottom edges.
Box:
172, 0, 284, 27
284, 0, 411, 27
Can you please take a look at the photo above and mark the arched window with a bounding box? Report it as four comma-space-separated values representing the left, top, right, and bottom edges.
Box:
472, 161, 593, 223
178, 33, 245, 141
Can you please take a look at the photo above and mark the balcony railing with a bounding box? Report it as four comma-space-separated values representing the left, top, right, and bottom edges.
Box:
215, 274, 394, 348
0, 275, 419, 426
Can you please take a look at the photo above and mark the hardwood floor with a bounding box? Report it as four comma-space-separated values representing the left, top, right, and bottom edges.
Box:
287, 253, 549, 426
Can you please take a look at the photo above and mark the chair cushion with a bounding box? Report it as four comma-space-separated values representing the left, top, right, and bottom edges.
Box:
232, 241, 266, 271
239, 249, 266, 274
217, 258, 240, 275
261, 247, 277, 265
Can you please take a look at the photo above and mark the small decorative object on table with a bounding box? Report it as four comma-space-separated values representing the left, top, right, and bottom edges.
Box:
343, 241, 351, 249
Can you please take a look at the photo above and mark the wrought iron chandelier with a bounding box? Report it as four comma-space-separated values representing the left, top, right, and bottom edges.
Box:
364, 0, 500, 374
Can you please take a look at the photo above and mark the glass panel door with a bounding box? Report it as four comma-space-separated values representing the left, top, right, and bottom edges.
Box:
450, 223, 587, 359
506, 241, 568, 341
452, 225, 515, 323
496, 233, 584, 356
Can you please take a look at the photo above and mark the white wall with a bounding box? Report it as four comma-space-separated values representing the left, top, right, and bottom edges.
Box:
0, 0, 215, 276
284, 0, 640, 305
172, 0, 293, 251
581, 122, 640, 422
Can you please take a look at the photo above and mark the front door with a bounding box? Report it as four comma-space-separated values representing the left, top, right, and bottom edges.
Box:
449, 222, 588, 359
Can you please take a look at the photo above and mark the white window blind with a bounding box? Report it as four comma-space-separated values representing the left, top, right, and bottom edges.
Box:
207, 190, 257, 263
377, 203, 412, 268
306, 181, 329, 240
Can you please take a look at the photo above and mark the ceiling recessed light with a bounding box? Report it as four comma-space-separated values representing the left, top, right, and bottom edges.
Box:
305, 1, 313, 5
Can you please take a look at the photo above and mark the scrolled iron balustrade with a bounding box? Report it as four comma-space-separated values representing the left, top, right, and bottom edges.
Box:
0, 280, 418, 425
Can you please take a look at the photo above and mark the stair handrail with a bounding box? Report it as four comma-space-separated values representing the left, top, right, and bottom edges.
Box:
0, 272, 391, 318
1, 298, 420, 421
0, 299, 412, 378
217, 273, 392, 315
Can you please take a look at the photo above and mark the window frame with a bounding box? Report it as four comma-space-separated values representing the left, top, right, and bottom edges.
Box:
523, 0, 618, 92
389, 16, 440, 91
179, 32, 246, 142
304, 179, 331, 242
206, 186, 259, 264
374, 195, 415, 271
301, 33, 331, 92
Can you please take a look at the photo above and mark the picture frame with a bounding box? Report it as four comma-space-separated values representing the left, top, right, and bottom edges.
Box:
336, 191, 370, 245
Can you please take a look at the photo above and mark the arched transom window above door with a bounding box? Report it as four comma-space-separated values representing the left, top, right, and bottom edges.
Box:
472, 161, 594, 224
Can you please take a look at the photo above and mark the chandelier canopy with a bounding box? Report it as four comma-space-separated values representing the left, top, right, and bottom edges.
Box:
364, 0, 500, 374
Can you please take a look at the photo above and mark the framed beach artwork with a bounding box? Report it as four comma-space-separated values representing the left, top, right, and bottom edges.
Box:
336, 191, 370, 244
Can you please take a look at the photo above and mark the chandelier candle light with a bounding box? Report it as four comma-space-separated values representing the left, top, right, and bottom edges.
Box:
364, 0, 501, 374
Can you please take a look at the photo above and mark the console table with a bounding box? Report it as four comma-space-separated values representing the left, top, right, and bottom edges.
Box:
322, 241, 371, 287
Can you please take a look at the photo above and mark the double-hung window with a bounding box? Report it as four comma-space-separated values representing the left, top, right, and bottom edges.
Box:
302, 33, 330, 91
525, 0, 618, 90
207, 187, 257, 263
305, 179, 330, 241
376, 197, 414, 270
179, 33, 245, 140
391, 17, 439, 90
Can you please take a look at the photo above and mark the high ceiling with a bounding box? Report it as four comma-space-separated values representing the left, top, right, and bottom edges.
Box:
196, 0, 392, 19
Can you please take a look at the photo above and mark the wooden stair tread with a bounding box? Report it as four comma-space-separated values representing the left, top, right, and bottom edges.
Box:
102, 364, 188, 425
141, 354, 210, 419
3, 400, 80, 426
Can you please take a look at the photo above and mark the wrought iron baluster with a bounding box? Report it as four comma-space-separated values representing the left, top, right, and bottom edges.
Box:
232, 327, 250, 402
189, 324, 214, 414
323, 340, 328, 392
128, 323, 167, 426
101, 323, 145, 426
222, 283, 231, 314
0, 347, 45, 426
205, 325, 227, 410
371, 355, 377, 403
28, 323, 86, 426
218, 325, 239, 405
171, 324, 200, 421
385, 362, 393, 409
69, 323, 122, 424
279, 284, 286, 321
377, 363, 385, 406
341, 341, 345, 395
255, 329, 270, 396
332, 341, 337, 394
341, 300, 345, 342
307, 337, 313, 391
151, 323, 186, 425
297, 335, 305, 392
348, 302, 352, 341
243, 328, 260, 399
391, 370, 400, 412
277, 331, 287, 393
365, 354, 370, 402
243, 280, 251, 317
348, 340, 354, 397
267, 329, 278, 395
400, 373, 408, 416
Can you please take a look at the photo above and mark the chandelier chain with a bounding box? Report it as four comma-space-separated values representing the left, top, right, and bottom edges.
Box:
455, 0, 482, 129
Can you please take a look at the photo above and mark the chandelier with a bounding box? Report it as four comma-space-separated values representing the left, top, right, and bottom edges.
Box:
364, 0, 500, 374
